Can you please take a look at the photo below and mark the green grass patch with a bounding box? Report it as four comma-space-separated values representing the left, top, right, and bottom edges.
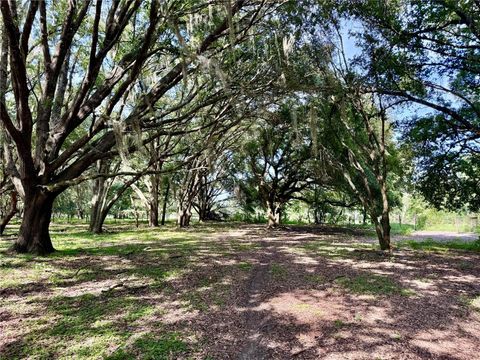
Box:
335, 275, 413, 296
462, 295, 480, 312
471, 296, 480, 311
390, 223, 414, 236
398, 239, 480, 252
301, 240, 374, 260
269, 262, 287, 278
304, 274, 326, 284
333, 319, 346, 328
0, 223, 234, 359
107, 332, 188, 360
238, 262, 253, 271
181, 292, 209, 312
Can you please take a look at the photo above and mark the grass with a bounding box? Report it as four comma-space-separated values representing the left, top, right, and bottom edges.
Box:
333, 319, 347, 328
421, 223, 477, 233
339, 222, 414, 236
300, 240, 374, 259
304, 274, 326, 284
0, 223, 238, 359
106, 333, 188, 360
0, 221, 478, 358
269, 262, 287, 278
462, 295, 480, 312
335, 275, 414, 296
471, 296, 480, 311
390, 223, 415, 236
238, 261, 253, 271
397, 239, 480, 252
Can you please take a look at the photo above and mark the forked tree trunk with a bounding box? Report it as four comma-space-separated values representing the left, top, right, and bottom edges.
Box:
177, 207, 192, 227
267, 204, 281, 228
13, 189, 56, 255
90, 208, 108, 234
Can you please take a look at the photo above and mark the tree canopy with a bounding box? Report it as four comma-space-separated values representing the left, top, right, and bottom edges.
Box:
0, 0, 478, 254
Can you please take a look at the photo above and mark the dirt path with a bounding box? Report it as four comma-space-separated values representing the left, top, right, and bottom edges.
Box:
238, 239, 279, 360
238, 261, 271, 359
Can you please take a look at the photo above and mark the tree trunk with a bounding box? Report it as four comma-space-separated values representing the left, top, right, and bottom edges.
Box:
161, 180, 170, 225
380, 213, 391, 250
90, 208, 108, 234
372, 213, 391, 251
89, 160, 109, 233
197, 205, 212, 222
314, 208, 320, 224
177, 208, 191, 227
267, 204, 280, 228
148, 172, 160, 227
149, 200, 159, 227
13, 190, 56, 255
0, 190, 18, 235
90, 201, 104, 233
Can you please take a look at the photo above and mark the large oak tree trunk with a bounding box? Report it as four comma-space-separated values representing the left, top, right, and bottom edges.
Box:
89, 179, 107, 233
13, 189, 56, 255
90, 208, 108, 234
90, 208, 103, 234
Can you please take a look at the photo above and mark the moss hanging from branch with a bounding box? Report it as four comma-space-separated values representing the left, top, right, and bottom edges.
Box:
225, 0, 235, 50
173, 20, 188, 88
291, 108, 300, 145
112, 118, 130, 166
309, 107, 318, 158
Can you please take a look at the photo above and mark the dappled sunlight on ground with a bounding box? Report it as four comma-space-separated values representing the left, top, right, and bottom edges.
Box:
1, 223, 479, 359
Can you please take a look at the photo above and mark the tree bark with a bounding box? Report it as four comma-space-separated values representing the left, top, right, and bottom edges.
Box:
149, 184, 159, 227
13, 189, 56, 255
314, 208, 320, 224
161, 179, 170, 225
148, 156, 161, 227
89, 160, 109, 233
380, 213, 391, 250
90, 208, 108, 234
267, 203, 281, 228
177, 205, 192, 227
0, 190, 18, 235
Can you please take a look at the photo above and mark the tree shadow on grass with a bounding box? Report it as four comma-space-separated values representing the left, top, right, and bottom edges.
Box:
1, 224, 480, 359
